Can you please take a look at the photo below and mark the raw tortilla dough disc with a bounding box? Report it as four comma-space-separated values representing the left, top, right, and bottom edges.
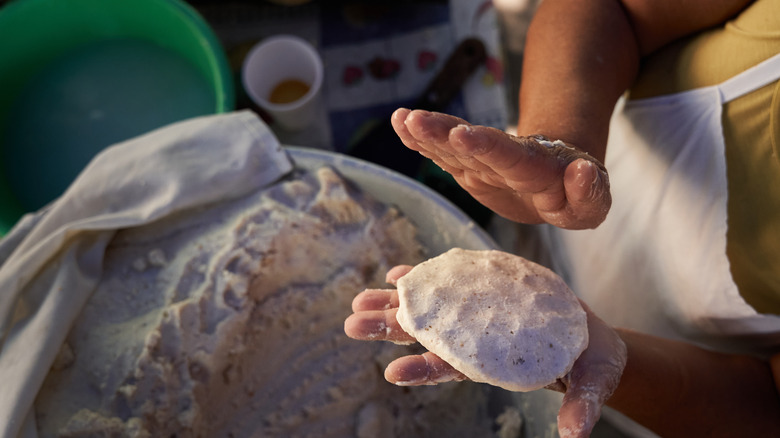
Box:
396, 248, 588, 392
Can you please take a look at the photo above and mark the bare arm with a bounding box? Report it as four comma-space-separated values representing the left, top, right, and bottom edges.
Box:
391, 0, 751, 229
517, 0, 753, 160
345, 266, 780, 437
607, 330, 780, 437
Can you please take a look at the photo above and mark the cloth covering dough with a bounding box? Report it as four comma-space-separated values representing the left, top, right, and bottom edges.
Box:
396, 248, 588, 392
0, 111, 293, 438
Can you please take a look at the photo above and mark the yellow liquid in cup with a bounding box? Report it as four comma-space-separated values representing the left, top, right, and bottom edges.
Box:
269, 79, 310, 104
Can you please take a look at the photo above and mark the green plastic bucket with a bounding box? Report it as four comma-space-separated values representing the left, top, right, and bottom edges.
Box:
0, 0, 234, 234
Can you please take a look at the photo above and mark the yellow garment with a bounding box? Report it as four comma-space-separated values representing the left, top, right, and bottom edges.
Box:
630, 0, 780, 315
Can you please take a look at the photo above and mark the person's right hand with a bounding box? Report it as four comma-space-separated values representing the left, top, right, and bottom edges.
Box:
550, 300, 628, 438
345, 265, 627, 438
391, 108, 611, 230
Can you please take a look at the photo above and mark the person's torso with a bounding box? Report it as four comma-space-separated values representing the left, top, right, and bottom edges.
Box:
630, 0, 780, 315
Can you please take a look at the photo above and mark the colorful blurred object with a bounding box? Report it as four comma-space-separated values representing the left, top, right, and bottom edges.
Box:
417, 50, 439, 71
342, 65, 364, 86
368, 56, 402, 80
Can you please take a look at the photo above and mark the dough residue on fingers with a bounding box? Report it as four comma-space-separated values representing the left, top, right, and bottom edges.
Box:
395, 248, 588, 392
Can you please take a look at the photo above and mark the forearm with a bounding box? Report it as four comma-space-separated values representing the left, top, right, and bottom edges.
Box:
515, 0, 753, 162
516, 0, 640, 161
607, 329, 780, 437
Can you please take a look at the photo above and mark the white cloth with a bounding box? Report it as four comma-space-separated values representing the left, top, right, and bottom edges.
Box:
548, 53, 780, 355
0, 111, 293, 438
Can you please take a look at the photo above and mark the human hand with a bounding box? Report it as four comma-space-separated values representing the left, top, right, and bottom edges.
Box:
344, 265, 468, 385
550, 301, 627, 438
344, 265, 627, 438
391, 108, 611, 230
344, 265, 468, 384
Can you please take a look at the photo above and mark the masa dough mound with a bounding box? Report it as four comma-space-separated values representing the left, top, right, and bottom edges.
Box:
396, 248, 588, 392
34, 168, 496, 438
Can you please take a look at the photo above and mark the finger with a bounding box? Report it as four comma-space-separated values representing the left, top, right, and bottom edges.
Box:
386, 265, 413, 285
351, 289, 398, 312
562, 158, 611, 229
557, 389, 604, 438
344, 308, 416, 344
398, 110, 470, 156
384, 351, 468, 386
391, 108, 428, 154
449, 125, 567, 193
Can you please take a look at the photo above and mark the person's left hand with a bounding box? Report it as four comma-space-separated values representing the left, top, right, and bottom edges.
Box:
391, 109, 611, 230
344, 265, 627, 438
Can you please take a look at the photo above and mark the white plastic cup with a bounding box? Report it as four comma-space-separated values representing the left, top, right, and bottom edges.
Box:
241, 35, 323, 131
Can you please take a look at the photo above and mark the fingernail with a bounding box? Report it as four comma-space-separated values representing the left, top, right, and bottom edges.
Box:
404, 109, 426, 125
392, 373, 438, 386
578, 160, 595, 188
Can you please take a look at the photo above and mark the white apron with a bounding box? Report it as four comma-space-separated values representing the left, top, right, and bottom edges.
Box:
547, 53, 780, 357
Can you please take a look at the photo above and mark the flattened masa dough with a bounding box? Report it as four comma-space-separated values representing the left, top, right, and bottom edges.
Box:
396, 248, 588, 392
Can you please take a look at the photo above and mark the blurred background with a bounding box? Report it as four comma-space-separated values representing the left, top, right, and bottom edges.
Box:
0, 0, 543, 231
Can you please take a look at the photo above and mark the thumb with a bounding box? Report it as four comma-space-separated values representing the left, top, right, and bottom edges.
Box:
562, 158, 611, 229
557, 383, 608, 438
557, 301, 627, 437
